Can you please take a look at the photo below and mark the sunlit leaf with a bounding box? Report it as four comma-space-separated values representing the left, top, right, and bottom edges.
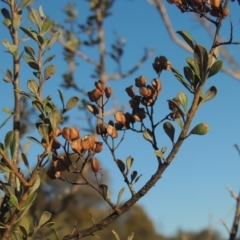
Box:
21, 153, 32, 174
20, 0, 33, 10
9, 194, 18, 207
177, 30, 196, 50
24, 45, 35, 59
178, 91, 188, 113
49, 109, 61, 135
126, 156, 133, 175
155, 150, 166, 161
112, 230, 121, 240
194, 44, 208, 82
43, 54, 55, 66
28, 8, 41, 29
201, 86, 217, 105
4, 130, 14, 149
27, 79, 38, 95
127, 232, 135, 240
40, 20, 53, 35
142, 128, 153, 143
27, 136, 42, 146
65, 97, 79, 111
188, 123, 209, 136
116, 187, 125, 206
38, 211, 52, 227
207, 60, 223, 79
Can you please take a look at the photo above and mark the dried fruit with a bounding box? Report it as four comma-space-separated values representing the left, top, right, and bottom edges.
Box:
94, 141, 103, 153
62, 127, 80, 141
133, 111, 146, 122
91, 158, 100, 173
53, 156, 71, 171
125, 86, 135, 98
104, 87, 112, 98
135, 76, 147, 87
96, 122, 107, 135
151, 79, 162, 92
168, 97, 180, 110
95, 80, 104, 92
87, 104, 99, 115
114, 111, 126, 125
71, 139, 83, 153
210, 0, 221, 8
107, 125, 118, 138
222, 7, 229, 18
81, 135, 95, 151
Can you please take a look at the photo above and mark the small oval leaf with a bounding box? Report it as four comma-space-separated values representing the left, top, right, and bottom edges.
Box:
178, 91, 188, 113
117, 159, 125, 174
38, 211, 52, 227
143, 129, 153, 143
116, 187, 125, 206
189, 123, 210, 136
44, 65, 56, 80
126, 156, 133, 175
27, 79, 38, 95
163, 122, 175, 143
66, 97, 79, 111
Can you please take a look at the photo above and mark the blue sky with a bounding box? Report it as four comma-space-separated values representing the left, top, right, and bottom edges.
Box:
1, 0, 240, 238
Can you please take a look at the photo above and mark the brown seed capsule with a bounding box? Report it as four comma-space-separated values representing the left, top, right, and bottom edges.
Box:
95, 80, 104, 92
104, 87, 112, 98
53, 156, 71, 171
86, 104, 99, 115
47, 168, 57, 180
114, 111, 126, 125
115, 122, 125, 130
129, 97, 141, 109
96, 122, 107, 135
125, 112, 135, 127
135, 76, 147, 87
62, 127, 80, 141
94, 141, 103, 153
168, 97, 180, 110
49, 126, 62, 138
222, 7, 229, 18
71, 138, 83, 153
125, 86, 135, 98
170, 109, 182, 119
133, 111, 146, 122
107, 125, 118, 138
91, 158, 100, 173
91, 88, 102, 101
81, 135, 96, 151
210, 0, 220, 8
151, 79, 162, 92
141, 97, 154, 106
139, 87, 151, 97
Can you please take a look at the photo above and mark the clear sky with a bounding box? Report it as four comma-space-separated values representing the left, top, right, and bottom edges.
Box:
0, 0, 240, 238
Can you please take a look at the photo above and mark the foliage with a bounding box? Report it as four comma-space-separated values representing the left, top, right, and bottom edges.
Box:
0, 0, 236, 239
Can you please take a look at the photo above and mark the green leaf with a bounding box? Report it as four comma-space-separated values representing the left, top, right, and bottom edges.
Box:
20, 27, 37, 41
24, 45, 35, 59
161, 146, 167, 154
37, 34, 44, 46
127, 232, 135, 240
57, 89, 65, 110
4, 131, 14, 149
116, 187, 125, 205
142, 128, 153, 143
188, 123, 209, 136
3, 18, 11, 28
38, 124, 49, 144
65, 97, 79, 111
44, 64, 56, 80
134, 174, 142, 184
10, 136, 17, 158
126, 156, 133, 175
43, 54, 55, 66
163, 122, 175, 143
28, 61, 40, 70
12, 231, 22, 240
27, 136, 42, 146
8, 45, 17, 57
20, 0, 33, 9
201, 86, 217, 104
29, 175, 40, 194
155, 150, 166, 161
99, 184, 110, 200
38, 211, 52, 227
130, 171, 137, 183
175, 118, 184, 130
171, 67, 194, 93
117, 159, 125, 174
27, 80, 38, 95
12, 15, 22, 31
177, 30, 196, 50
32, 100, 44, 112
178, 91, 188, 113
40, 20, 53, 35
0, 114, 14, 129
9, 194, 18, 207
207, 60, 223, 79
194, 44, 208, 82
112, 230, 121, 240
2, 107, 12, 114
5, 69, 13, 82
1, 8, 11, 19
19, 221, 29, 236
21, 153, 32, 174
22, 192, 37, 209
183, 66, 195, 87
0, 163, 12, 173
46, 31, 60, 49
28, 8, 41, 29
2, 39, 10, 48
49, 109, 61, 135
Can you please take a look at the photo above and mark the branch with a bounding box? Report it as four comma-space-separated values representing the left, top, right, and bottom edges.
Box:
106, 48, 155, 80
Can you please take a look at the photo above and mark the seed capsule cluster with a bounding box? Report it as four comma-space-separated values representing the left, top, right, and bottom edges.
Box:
167, 0, 230, 18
